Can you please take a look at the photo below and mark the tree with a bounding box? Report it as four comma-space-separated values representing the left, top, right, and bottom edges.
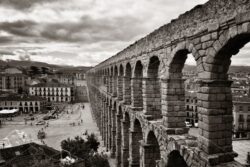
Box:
60, 133, 109, 167
30, 66, 41, 76
17, 87, 23, 94
31, 159, 55, 167
86, 133, 99, 152
61, 136, 90, 159
41, 67, 50, 74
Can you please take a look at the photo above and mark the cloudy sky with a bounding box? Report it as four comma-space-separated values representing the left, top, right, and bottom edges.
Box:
0, 0, 248, 67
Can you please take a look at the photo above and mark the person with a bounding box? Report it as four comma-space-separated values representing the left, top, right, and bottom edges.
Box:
2, 143, 5, 148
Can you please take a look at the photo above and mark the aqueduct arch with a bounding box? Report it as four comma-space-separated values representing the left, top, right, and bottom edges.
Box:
121, 112, 130, 167
87, 1, 250, 167
144, 56, 161, 119
129, 119, 143, 167
132, 61, 144, 110
124, 63, 132, 105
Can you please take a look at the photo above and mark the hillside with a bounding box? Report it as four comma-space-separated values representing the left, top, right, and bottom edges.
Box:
0, 59, 92, 72
183, 64, 250, 74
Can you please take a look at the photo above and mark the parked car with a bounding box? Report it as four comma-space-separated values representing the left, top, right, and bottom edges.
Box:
36, 120, 46, 125
43, 115, 50, 120
185, 121, 192, 128
24, 116, 35, 121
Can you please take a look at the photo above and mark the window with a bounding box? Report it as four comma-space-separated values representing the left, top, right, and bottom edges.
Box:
239, 123, 244, 130
247, 115, 250, 122
248, 106, 250, 111
186, 99, 189, 103
239, 106, 243, 111
239, 114, 244, 122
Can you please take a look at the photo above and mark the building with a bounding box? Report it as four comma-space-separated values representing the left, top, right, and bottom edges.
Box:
0, 143, 84, 167
55, 70, 86, 86
185, 91, 198, 127
0, 74, 26, 93
0, 94, 47, 113
29, 82, 75, 103
233, 97, 250, 139
3, 67, 23, 74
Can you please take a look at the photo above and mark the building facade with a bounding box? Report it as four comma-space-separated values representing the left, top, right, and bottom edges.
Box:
0, 74, 26, 93
29, 83, 75, 103
233, 98, 250, 139
185, 91, 198, 127
0, 95, 47, 113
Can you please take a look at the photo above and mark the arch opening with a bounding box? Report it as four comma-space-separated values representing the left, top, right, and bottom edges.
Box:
116, 106, 123, 166
124, 63, 132, 104
145, 56, 161, 119
130, 119, 143, 166
132, 61, 143, 109
121, 112, 130, 167
163, 48, 197, 129
118, 64, 124, 101
114, 66, 118, 97
196, 32, 250, 159
166, 150, 187, 167
144, 131, 161, 167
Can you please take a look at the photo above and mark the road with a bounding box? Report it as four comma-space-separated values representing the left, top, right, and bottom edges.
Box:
0, 103, 100, 150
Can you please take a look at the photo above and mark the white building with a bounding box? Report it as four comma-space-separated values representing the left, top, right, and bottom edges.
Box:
233, 97, 250, 139
0, 95, 46, 113
29, 82, 75, 103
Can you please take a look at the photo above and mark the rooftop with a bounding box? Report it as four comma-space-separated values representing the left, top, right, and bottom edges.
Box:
30, 82, 73, 88
233, 97, 250, 103
0, 94, 45, 102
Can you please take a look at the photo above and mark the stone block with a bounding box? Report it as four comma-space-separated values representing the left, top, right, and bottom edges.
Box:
201, 34, 211, 42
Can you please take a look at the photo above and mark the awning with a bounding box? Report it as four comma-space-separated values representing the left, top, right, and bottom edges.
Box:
0, 109, 19, 114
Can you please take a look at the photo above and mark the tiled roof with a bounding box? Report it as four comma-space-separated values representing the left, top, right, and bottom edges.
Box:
0, 95, 45, 102
30, 82, 73, 88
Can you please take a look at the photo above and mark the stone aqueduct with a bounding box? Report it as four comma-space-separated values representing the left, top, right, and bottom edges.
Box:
86, 0, 250, 167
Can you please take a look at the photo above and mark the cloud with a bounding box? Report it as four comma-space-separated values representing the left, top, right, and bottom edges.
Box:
0, 49, 14, 56
40, 15, 145, 43
0, 20, 37, 37
0, 0, 59, 10
0, 14, 145, 45
6, 0, 245, 67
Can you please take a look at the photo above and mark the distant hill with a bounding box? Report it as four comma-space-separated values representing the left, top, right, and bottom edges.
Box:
183, 64, 250, 74
0, 59, 92, 72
